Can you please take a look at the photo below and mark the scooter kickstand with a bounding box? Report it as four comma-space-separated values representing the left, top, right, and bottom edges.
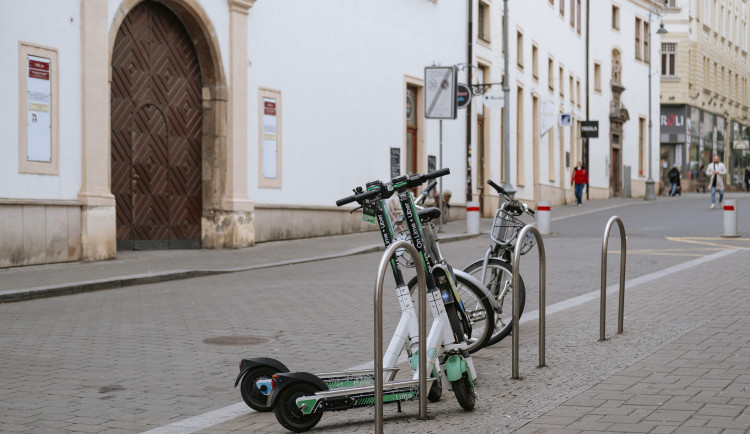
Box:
397, 400, 402, 413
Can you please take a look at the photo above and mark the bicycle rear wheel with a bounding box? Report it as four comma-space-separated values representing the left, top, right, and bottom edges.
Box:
407, 273, 494, 353
463, 258, 526, 347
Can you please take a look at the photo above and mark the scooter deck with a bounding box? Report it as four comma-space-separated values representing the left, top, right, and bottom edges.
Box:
297, 378, 436, 414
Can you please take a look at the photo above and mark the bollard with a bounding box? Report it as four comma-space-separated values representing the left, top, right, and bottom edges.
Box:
536, 201, 551, 235
466, 201, 480, 234
722, 199, 739, 238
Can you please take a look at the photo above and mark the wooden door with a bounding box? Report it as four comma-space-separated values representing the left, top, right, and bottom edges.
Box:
111, 1, 202, 249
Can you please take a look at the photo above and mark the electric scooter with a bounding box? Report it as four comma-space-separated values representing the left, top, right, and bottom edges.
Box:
234, 175, 444, 413
266, 169, 479, 432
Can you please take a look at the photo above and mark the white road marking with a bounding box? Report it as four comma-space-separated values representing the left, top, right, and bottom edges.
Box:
143, 247, 739, 434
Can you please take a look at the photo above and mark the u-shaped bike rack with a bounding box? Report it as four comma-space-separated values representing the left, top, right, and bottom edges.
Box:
373, 240, 428, 433
600, 216, 627, 341
511, 225, 547, 379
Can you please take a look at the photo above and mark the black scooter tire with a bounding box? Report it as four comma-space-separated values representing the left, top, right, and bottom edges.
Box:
451, 374, 476, 411
240, 366, 277, 412
274, 383, 323, 432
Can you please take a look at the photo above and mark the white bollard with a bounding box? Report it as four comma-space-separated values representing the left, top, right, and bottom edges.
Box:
722, 199, 739, 237
536, 201, 551, 235
466, 201, 480, 234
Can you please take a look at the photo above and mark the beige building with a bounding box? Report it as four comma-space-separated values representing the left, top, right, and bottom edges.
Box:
659, 0, 750, 190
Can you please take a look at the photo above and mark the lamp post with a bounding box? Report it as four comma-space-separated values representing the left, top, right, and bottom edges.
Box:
502, 0, 515, 198
645, 2, 668, 201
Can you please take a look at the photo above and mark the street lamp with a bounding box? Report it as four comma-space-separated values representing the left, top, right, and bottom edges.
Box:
644, 2, 668, 201
502, 0, 515, 198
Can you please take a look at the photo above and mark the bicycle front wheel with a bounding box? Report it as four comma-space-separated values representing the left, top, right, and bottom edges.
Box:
407, 273, 494, 354
463, 258, 526, 347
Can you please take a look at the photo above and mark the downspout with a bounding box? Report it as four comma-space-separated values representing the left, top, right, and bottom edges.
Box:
466, 0, 473, 202
584, 0, 590, 199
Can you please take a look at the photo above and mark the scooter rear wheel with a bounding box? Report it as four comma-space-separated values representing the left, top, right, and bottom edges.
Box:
274, 383, 323, 432
240, 366, 277, 411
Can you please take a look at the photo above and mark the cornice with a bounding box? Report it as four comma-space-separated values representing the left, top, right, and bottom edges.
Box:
228, 0, 256, 14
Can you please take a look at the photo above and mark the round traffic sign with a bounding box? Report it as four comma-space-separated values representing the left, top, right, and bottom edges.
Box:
456, 83, 472, 109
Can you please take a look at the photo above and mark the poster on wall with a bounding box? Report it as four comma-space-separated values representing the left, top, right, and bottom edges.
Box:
262, 98, 277, 179
27, 55, 52, 162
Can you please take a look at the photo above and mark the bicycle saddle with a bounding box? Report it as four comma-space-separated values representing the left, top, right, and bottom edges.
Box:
417, 207, 441, 223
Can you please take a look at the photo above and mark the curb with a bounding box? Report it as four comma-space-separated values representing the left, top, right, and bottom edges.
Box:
0, 232, 481, 304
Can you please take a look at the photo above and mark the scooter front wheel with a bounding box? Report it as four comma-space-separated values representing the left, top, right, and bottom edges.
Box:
274, 383, 323, 432
451, 374, 475, 411
240, 366, 277, 411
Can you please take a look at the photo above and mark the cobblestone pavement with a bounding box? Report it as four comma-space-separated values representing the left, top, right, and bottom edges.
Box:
0, 194, 749, 433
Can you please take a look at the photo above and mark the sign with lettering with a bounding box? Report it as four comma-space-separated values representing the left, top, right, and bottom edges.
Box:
424, 66, 457, 119
581, 120, 599, 138
660, 105, 686, 135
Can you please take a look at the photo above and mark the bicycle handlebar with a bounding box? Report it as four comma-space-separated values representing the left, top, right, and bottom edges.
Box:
336, 168, 450, 207
486, 180, 535, 216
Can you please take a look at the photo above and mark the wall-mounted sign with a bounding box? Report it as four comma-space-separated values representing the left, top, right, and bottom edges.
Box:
262, 97, 278, 178
390, 147, 401, 178
456, 83, 471, 109
482, 89, 504, 109
428, 155, 436, 172
26, 55, 52, 162
559, 113, 572, 127
580, 120, 599, 138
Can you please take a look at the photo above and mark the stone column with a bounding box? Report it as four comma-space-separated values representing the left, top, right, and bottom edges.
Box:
205, 0, 256, 248
78, 0, 116, 261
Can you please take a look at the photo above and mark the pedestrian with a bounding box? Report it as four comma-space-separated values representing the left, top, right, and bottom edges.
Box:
571, 161, 588, 206
706, 155, 727, 209
697, 164, 707, 193
668, 164, 681, 197
745, 167, 750, 192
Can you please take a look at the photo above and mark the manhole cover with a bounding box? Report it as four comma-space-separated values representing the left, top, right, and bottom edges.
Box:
202, 336, 274, 346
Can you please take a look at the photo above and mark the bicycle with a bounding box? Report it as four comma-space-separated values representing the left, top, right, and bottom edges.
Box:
461, 179, 535, 347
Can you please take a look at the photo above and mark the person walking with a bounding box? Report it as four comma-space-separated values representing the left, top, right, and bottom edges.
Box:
744, 167, 750, 192
697, 164, 708, 193
706, 155, 727, 209
668, 164, 681, 197
571, 161, 588, 206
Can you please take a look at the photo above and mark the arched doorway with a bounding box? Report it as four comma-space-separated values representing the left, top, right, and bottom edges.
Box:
111, 1, 203, 249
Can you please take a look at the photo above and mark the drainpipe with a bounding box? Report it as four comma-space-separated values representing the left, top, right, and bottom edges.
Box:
584, 0, 590, 200
466, 0, 473, 203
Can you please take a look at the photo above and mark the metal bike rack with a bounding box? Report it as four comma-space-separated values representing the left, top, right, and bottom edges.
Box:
600, 216, 627, 341
374, 240, 428, 433
511, 225, 546, 379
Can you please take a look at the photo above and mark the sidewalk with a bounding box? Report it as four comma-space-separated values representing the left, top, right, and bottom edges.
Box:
0, 197, 634, 304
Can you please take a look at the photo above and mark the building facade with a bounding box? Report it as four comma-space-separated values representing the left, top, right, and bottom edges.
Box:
659, 0, 750, 191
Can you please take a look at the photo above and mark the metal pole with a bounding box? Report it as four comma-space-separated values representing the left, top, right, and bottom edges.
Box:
600, 216, 627, 341
511, 225, 546, 379
502, 0, 515, 198
645, 8, 656, 200
374, 241, 428, 432
439, 119, 444, 230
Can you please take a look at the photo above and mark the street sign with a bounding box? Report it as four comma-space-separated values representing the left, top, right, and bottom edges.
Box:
581, 120, 599, 138
482, 89, 504, 109
424, 66, 457, 119
456, 83, 472, 109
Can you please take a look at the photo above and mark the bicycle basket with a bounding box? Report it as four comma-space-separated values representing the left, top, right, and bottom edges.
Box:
490, 208, 535, 255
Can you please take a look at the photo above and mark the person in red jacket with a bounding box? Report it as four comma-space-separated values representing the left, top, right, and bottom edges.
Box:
571, 161, 588, 206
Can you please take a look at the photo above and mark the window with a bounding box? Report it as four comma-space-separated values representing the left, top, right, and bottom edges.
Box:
478, 1, 490, 43
559, 0, 564, 17
569, 74, 574, 104
570, 0, 575, 27
665, 0, 676, 7
577, 0, 581, 34
548, 57, 555, 91
612, 5, 620, 30
644, 21, 650, 63
593, 62, 602, 92
661, 42, 676, 76
258, 88, 282, 188
516, 86, 525, 186
635, 18, 643, 60
576, 79, 581, 108
517, 31, 524, 68
532, 44, 539, 79
559, 66, 564, 98
18, 42, 59, 175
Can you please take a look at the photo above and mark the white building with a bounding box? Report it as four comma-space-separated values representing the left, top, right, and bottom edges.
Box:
0, 0, 469, 267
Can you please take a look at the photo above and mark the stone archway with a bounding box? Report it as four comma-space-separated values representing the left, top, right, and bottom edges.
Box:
109, 0, 232, 248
